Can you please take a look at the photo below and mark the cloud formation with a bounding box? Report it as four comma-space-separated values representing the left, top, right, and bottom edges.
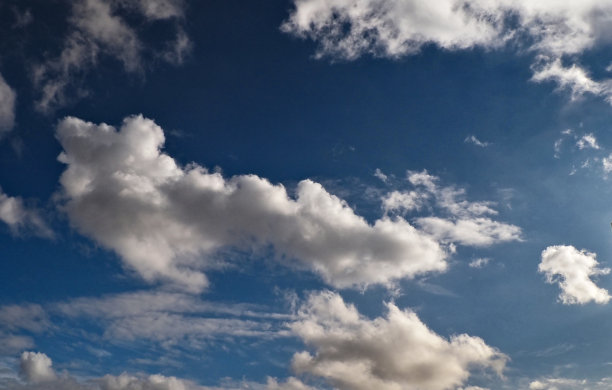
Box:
56, 115, 448, 292
0, 73, 16, 136
0, 352, 314, 390
0, 188, 52, 237
282, 0, 612, 103
290, 290, 507, 390
383, 170, 522, 247
33, 0, 191, 112
539, 245, 611, 305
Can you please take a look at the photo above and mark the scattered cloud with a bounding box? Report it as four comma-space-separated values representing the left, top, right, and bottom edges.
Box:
0, 188, 52, 238
528, 377, 612, 390
0, 73, 16, 137
465, 135, 490, 148
33, 0, 191, 112
469, 258, 490, 268
383, 170, 522, 247
575, 133, 600, 150
282, 0, 612, 104
290, 290, 508, 390
56, 115, 448, 292
373, 168, 388, 183
52, 290, 290, 344
0, 352, 316, 390
539, 245, 611, 305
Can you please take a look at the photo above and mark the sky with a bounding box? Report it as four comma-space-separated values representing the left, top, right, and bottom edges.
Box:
4, 0, 612, 389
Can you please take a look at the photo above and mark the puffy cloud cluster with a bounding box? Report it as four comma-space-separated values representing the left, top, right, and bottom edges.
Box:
539, 245, 611, 305
0, 352, 314, 390
33, 0, 191, 112
528, 377, 612, 390
56, 115, 448, 292
382, 170, 522, 247
282, 0, 612, 104
290, 290, 507, 390
0, 73, 16, 136
0, 188, 52, 237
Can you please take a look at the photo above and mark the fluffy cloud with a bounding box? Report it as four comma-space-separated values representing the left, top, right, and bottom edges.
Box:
33, 0, 190, 112
0, 352, 315, 390
0, 73, 16, 136
539, 245, 611, 305
56, 115, 448, 292
290, 290, 507, 390
383, 170, 522, 247
0, 189, 52, 237
19, 352, 56, 383
282, 0, 612, 103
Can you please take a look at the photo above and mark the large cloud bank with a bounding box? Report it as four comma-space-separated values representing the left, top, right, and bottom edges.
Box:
539, 245, 611, 305
290, 291, 508, 390
282, 0, 612, 103
56, 115, 450, 292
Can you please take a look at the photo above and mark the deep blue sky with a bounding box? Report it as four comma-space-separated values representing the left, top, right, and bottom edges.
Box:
2, 1, 612, 390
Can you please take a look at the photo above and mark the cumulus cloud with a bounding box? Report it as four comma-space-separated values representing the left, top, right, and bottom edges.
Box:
282, 0, 612, 104
383, 170, 522, 247
56, 115, 448, 292
0, 188, 52, 237
290, 291, 507, 390
576, 133, 600, 150
33, 0, 190, 112
469, 258, 490, 268
0, 73, 16, 136
19, 352, 56, 383
539, 245, 611, 305
0, 352, 315, 390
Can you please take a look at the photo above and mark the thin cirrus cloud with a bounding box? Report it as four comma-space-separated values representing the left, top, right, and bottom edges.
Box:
539, 245, 611, 305
55, 115, 450, 292
282, 0, 612, 104
290, 290, 508, 390
382, 169, 522, 247
32, 0, 191, 113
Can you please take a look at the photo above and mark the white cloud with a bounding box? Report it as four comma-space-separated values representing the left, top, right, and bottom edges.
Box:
469, 258, 490, 268
0, 304, 48, 333
576, 133, 600, 150
0, 188, 52, 237
19, 352, 56, 383
604, 154, 612, 172
384, 170, 522, 247
282, 0, 612, 104
416, 217, 522, 247
373, 168, 388, 183
290, 290, 508, 390
527, 377, 612, 390
0, 73, 16, 136
33, 0, 190, 112
464, 135, 490, 148
56, 115, 448, 292
539, 245, 611, 305
51, 290, 291, 345
1, 352, 316, 390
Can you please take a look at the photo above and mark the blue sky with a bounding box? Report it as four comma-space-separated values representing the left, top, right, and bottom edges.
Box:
3, 1, 612, 389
